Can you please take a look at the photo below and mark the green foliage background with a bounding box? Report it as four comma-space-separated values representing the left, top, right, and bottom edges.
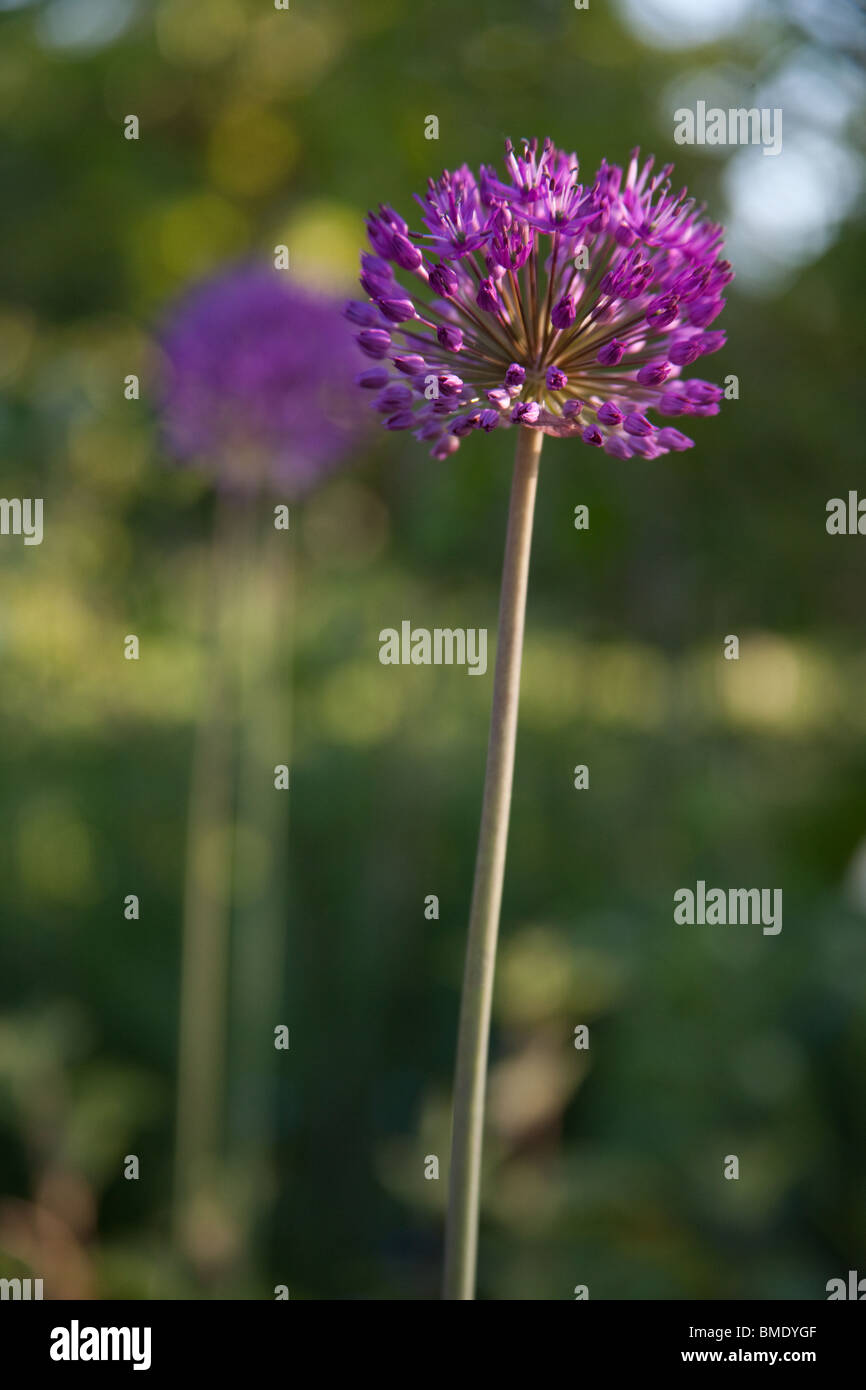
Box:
0, 0, 864, 1299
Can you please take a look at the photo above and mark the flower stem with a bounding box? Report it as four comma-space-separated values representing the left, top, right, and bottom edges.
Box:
443, 425, 544, 1300
173, 490, 244, 1261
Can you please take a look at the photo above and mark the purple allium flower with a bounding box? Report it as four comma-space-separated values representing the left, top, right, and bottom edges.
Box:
350, 141, 731, 459
158, 264, 366, 493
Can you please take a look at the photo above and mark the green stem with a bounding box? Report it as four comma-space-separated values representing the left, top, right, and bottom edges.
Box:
443, 425, 544, 1300
173, 491, 242, 1261
229, 506, 291, 1241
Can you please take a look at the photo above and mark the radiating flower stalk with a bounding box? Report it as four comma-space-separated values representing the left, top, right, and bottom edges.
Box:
158, 264, 364, 1276
350, 138, 730, 1299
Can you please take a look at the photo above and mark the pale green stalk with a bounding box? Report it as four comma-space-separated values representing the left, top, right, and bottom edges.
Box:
228, 510, 291, 1241
173, 492, 244, 1260
443, 426, 544, 1300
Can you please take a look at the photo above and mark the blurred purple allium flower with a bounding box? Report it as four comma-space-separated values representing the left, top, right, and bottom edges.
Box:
349, 140, 732, 460
158, 264, 366, 493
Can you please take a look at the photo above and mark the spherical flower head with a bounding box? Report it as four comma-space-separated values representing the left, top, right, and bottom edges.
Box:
157, 264, 367, 494
350, 141, 732, 459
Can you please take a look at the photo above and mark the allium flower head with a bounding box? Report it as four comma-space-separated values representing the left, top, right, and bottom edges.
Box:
158, 264, 366, 493
350, 140, 732, 460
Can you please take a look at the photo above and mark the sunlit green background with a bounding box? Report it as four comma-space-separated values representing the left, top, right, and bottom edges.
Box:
1, 0, 865, 1300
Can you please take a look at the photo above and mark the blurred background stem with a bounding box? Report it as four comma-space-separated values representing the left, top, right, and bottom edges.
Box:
443, 427, 543, 1300
173, 489, 250, 1268
228, 505, 292, 1260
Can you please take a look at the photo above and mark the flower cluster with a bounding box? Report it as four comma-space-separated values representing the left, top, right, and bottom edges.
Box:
159, 264, 365, 493
348, 140, 731, 459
